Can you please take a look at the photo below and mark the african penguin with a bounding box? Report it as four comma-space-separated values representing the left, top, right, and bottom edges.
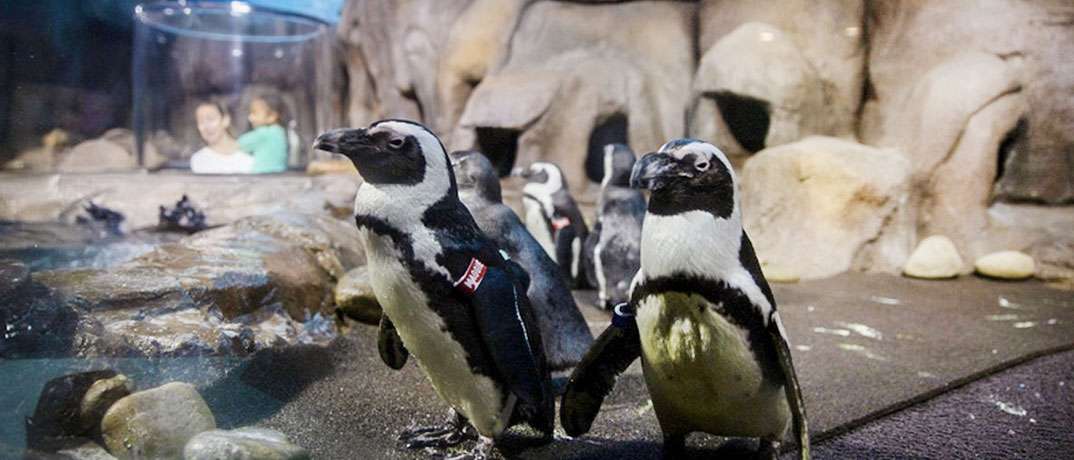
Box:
313, 120, 554, 458
561, 139, 810, 459
518, 162, 591, 289
585, 143, 644, 310
450, 149, 594, 375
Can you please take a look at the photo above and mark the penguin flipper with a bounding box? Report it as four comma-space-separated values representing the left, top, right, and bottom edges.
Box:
377, 314, 409, 370
467, 262, 553, 429
560, 307, 641, 437
553, 224, 578, 284
769, 319, 810, 460
581, 221, 601, 289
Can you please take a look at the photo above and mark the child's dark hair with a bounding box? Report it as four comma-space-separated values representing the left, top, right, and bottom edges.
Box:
252, 90, 287, 124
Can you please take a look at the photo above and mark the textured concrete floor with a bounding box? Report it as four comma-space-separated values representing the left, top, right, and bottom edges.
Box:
252, 273, 1074, 459
4, 274, 1070, 458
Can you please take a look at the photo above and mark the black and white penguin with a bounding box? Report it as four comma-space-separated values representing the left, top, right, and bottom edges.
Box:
585, 143, 645, 310
450, 149, 594, 375
313, 120, 554, 458
518, 162, 590, 288
561, 139, 810, 459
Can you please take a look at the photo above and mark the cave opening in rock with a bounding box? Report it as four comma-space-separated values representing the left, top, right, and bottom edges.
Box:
586, 113, 629, 182
713, 91, 771, 153
995, 118, 1026, 186
475, 127, 520, 177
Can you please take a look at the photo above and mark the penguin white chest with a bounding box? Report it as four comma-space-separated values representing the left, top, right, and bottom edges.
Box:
635, 292, 789, 439
361, 232, 508, 437
523, 198, 556, 260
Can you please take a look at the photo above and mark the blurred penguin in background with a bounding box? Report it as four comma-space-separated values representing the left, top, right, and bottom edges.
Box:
452, 150, 594, 374
517, 161, 591, 288
586, 143, 644, 309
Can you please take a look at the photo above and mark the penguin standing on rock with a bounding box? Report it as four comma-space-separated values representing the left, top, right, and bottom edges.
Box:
585, 143, 645, 310
517, 162, 590, 288
450, 149, 594, 375
561, 139, 810, 459
313, 120, 554, 459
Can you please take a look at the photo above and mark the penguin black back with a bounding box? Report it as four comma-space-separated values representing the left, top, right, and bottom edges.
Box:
452, 150, 594, 373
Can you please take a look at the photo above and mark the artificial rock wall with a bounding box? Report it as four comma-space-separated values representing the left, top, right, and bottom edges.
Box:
336, 0, 1074, 278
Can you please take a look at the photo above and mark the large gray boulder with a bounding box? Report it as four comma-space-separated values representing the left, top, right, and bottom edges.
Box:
101, 382, 216, 460
741, 136, 912, 279
183, 427, 309, 460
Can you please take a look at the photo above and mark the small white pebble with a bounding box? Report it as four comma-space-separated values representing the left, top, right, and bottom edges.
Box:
968, 413, 976, 420
1008, 429, 1016, 435
992, 349, 999, 354
1030, 418, 1037, 424
807, 306, 816, 312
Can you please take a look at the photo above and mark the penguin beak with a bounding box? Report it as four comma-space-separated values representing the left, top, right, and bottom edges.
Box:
630, 152, 677, 190
313, 128, 368, 157
512, 166, 530, 178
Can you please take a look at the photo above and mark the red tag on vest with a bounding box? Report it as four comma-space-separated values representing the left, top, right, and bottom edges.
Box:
454, 258, 488, 295
551, 217, 571, 232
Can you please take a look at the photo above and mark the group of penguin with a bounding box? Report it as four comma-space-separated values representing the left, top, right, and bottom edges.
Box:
515, 143, 645, 314
314, 119, 809, 460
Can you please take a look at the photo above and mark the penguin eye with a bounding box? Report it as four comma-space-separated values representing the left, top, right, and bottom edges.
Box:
695, 161, 710, 172
388, 137, 405, 149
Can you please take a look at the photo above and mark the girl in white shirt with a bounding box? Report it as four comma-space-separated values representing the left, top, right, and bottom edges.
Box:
190, 99, 254, 174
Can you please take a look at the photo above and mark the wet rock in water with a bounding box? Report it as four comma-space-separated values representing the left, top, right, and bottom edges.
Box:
79, 374, 134, 435
25, 370, 119, 452
334, 266, 381, 324
29, 212, 361, 357
741, 136, 912, 279
183, 427, 309, 460
0, 258, 30, 305
57, 441, 118, 460
101, 382, 216, 460
903, 236, 963, 279
975, 251, 1035, 280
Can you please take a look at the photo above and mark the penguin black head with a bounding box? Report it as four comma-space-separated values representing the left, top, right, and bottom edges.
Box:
630, 139, 737, 219
601, 143, 637, 188
313, 119, 454, 193
450, 150, 503, 203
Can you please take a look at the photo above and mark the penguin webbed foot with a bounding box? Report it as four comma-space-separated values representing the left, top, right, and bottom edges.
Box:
438, 436, 493, 460
755, 439, 778, 460
398, 412, 474, 449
